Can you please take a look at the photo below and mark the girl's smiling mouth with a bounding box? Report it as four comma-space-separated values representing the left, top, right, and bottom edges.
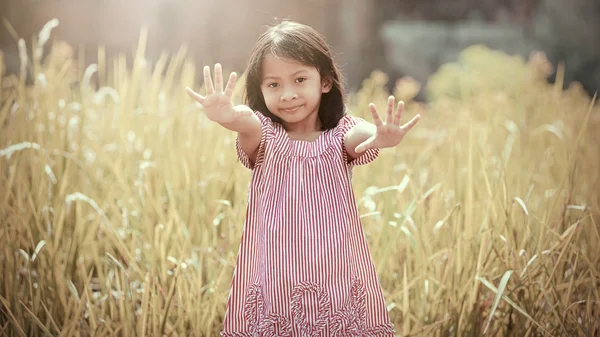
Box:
280, 104, 303, 113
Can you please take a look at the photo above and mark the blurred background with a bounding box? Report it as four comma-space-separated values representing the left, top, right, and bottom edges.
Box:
2, 1, 600, 336
1, 0, 599, 99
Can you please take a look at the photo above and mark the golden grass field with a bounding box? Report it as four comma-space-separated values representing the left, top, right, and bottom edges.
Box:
1, 24, 599, 336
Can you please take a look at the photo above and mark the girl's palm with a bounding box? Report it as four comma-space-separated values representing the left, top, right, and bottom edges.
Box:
355, 96, 421, 153
186, 63, 250, 124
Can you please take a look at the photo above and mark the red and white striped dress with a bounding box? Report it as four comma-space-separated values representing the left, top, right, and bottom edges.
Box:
222, 111, 394, 337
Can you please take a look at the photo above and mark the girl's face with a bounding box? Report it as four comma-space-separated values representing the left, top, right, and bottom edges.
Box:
260, 54, 332, 132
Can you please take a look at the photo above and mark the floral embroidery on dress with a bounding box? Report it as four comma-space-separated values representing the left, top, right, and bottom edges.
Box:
330, 279, 367, 336
244, 284, 265, 332
291, 282, 332, 336
234, 279, 394, 337
258, 313, 292, 337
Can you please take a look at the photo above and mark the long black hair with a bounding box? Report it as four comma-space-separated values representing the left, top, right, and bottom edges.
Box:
243, 21, 346, 131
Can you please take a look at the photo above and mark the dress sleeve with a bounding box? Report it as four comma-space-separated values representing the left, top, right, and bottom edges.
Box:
235, 111, 273, 170
334, 114, 379, 166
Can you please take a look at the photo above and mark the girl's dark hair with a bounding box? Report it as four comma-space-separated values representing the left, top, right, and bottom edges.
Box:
243, 21, 346, 131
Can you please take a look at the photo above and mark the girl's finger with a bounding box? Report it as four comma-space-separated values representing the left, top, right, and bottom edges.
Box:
224, 72, 237, 97
369, 103, 383, 127
203, 65, 215, 94
185, 87, 205, 104
386, 96, 394, 124
214, 63, 224, 93
400, 114, 421, 132
393, 101, 405, 125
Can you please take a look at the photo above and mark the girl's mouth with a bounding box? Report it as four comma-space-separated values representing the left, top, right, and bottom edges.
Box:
280, 105, 302, 113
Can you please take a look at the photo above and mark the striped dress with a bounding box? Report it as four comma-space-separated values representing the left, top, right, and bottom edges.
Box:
221, 111, 394, 337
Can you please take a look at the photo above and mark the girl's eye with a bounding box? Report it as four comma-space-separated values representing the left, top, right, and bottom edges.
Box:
267, 83, 279, 88
296, 78, 306, 83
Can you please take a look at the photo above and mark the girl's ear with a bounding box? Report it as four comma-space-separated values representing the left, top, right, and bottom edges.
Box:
321, 77, 333, 93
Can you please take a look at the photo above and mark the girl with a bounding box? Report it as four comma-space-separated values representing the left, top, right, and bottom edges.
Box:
186, 21, 420, 337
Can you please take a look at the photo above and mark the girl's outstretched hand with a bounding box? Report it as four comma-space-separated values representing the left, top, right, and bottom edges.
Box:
185, 63, 252, 124
355, 96, 421, 153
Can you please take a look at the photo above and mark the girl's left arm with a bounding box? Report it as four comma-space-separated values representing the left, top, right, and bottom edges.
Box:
344, 121, 377, 160
344, 95, 420, 160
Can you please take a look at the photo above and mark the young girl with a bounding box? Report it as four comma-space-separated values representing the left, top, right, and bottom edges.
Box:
186, 21, 420, 337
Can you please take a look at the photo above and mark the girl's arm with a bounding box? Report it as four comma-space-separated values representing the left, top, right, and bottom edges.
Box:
221, 107, 262, 164
344, 96, 420, 159
344, 121, 377, 160
186, 63, 262, 162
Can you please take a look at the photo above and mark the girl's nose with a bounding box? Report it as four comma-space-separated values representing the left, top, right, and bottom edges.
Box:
280, 91, 298, 101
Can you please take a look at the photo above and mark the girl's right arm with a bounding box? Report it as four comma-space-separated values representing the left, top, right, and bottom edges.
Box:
221, 109, 262, 164
186, 63, 262, 163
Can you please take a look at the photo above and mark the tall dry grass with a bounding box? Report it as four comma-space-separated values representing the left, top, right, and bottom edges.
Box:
1, 22, 599, 336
